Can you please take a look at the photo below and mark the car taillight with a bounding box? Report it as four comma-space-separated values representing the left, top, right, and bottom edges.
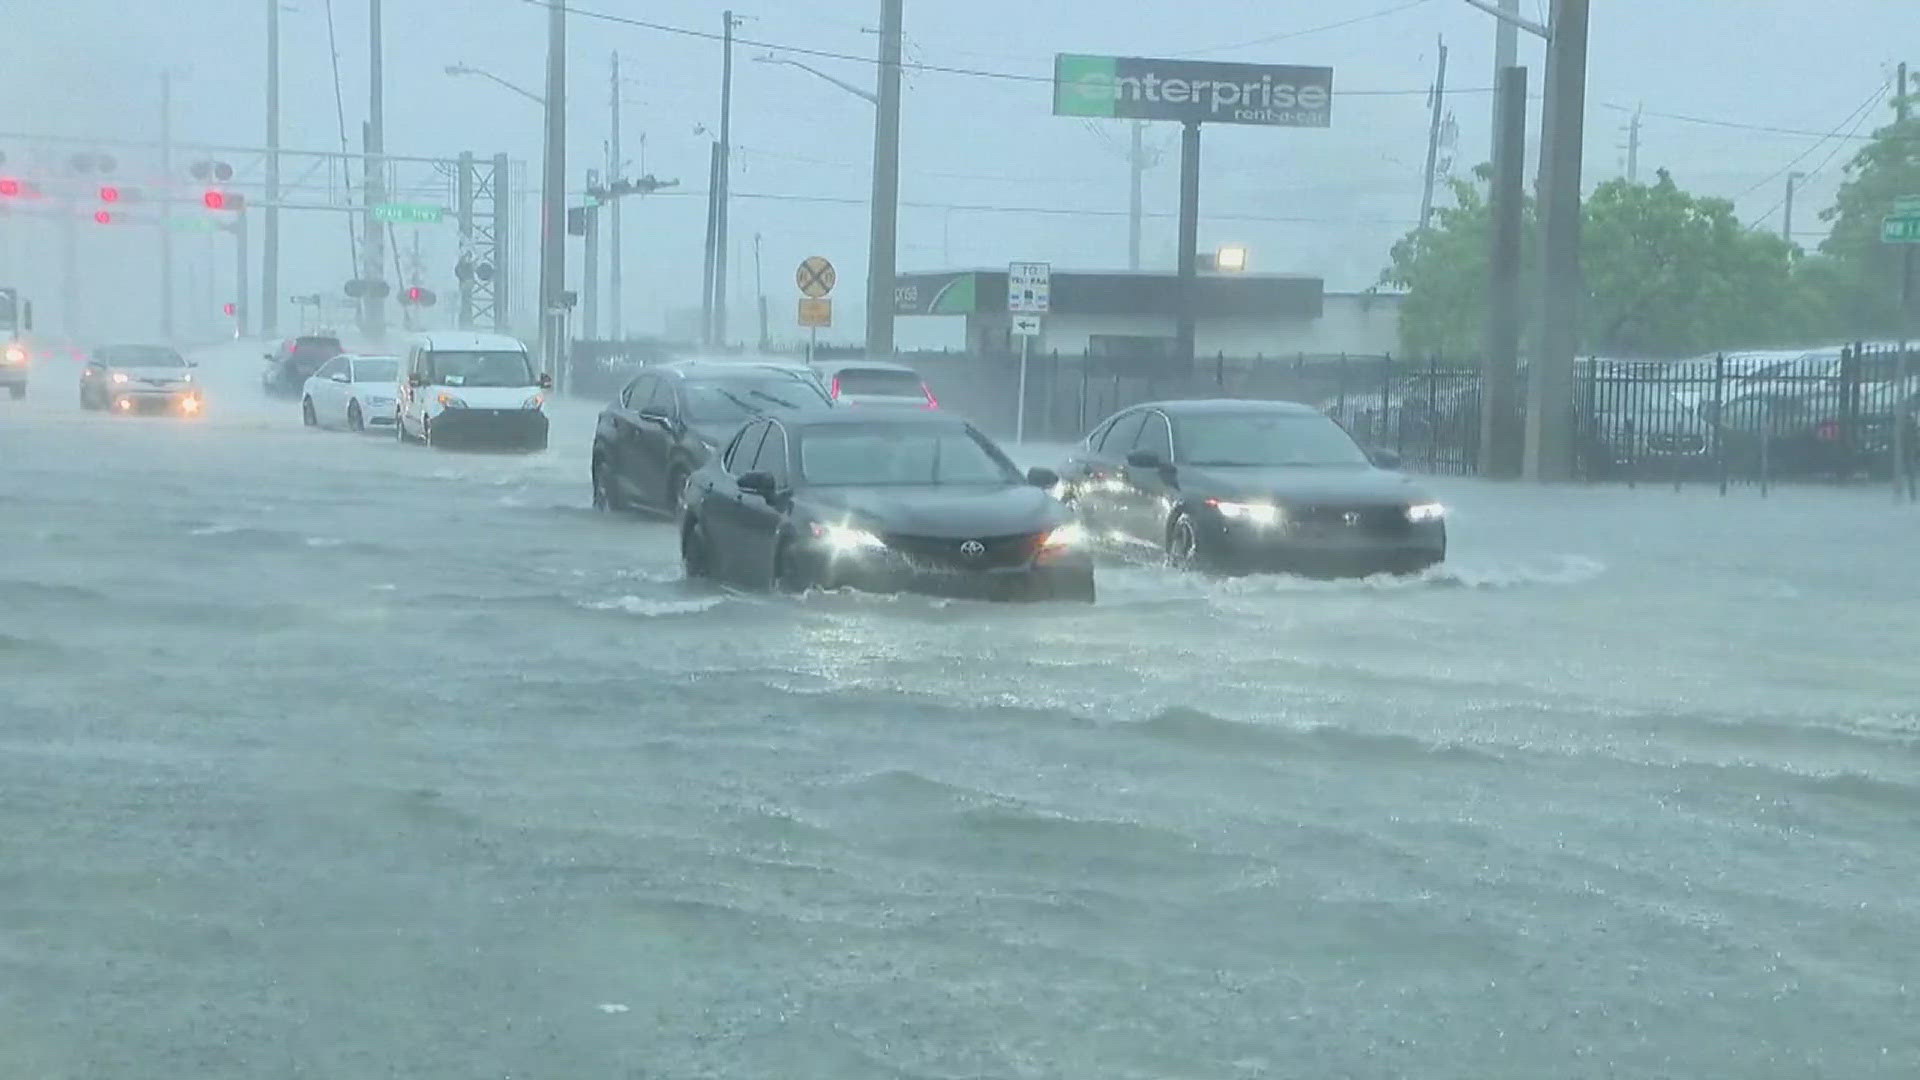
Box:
1816, 421, 1841, 442
923, 383, 939, 409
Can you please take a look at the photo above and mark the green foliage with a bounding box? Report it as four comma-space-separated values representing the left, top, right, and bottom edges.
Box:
1815, 98, 1920, 333
1380, 167, 1534, 358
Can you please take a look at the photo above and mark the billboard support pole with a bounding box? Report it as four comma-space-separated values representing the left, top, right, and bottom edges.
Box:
1176, 120, 1200, 370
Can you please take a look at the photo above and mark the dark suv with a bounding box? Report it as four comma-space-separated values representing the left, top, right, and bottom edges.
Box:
261, 335, 344, 399
592, 361, 832, 516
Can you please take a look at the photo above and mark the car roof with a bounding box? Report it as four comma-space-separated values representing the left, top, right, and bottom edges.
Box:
1122, 398, 1323, 417
782, 409, 968, 430
654, 360, 823, 380
409, 331, 528, 352
343, 353, 399, 362
811, 358, 919, 375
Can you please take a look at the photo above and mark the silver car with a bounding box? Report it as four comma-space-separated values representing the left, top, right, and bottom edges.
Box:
79, 344, 205, 416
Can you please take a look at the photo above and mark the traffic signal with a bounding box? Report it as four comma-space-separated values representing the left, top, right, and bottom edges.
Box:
93, 210, 112, 225
223, 302, 236, 317
0, 178, 19, 197
401, 286, 437, 308
99, 186, 120, 203
204, 190, 226, 210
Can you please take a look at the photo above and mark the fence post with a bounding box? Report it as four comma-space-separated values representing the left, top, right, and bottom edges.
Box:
1078, 348, 1089, 435
1760, 399, 1772, 499
1335, 353, 1348, 425
1898, 342, 1916, 502
1379, 353, 1393, 453
1714, 353, 1729, 497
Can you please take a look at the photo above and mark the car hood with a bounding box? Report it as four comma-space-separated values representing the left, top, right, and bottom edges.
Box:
433, 385, 543, 408
804, 484, 1065, 538
1179, 464, 1431, 505
115, 366, 194, 381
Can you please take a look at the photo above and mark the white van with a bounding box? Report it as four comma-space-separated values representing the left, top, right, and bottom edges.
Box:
396, 331, 551, 451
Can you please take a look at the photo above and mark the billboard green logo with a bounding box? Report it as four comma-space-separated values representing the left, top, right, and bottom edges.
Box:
1055, 54, 1121, 118
1053, 54, 1333, 129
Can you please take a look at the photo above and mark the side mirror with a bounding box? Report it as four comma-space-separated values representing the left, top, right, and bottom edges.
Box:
737, 471, 778, 499
407, 372, 428, 388
539, 373, 554, 389
1026, 466, 1060, 489
331, 372, 351, 383
1125, 449, 1165, 470
187, 360, 199, 368
1368, 447, 1403, 470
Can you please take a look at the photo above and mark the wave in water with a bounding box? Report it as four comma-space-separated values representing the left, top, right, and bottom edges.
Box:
579, 594, 728, 618
1131, 706, 1501, 766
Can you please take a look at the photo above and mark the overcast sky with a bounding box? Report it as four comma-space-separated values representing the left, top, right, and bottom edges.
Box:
10, 0, 1919, 345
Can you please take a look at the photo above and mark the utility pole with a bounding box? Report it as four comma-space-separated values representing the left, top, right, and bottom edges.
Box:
714, 11, 740, 348
1783, 171, 1806, 246
264, 0, 281, 335
867, 0, 904, 357
1175, 120, 1201, 369
609, 52, 624, 341
1490, 0, 1517, 159
1483, 65, 1529, 479
582, 172, 600, 340
701, 142, 721, 347
1626, 104, 1642, 183
361, 0, 387, 340
1419, 37, 1449, 232
1524, 0, 1589, 481
754, 232, 769, 351
160, 71, 175, 341
1129, 120, 1146, 271
538, 0, 568, 378
235, 209, 251, 337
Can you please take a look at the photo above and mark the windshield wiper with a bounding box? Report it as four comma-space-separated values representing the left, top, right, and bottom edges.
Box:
710, 388, 763, 415
748, 388, 798, 410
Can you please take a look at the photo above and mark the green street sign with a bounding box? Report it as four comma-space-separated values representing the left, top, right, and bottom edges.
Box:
373, 202, 443, 225
1881, 215, 1920, 244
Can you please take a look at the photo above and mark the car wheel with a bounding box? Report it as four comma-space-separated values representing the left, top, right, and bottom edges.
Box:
681, 517, 715, 579
301, 398, 318, 427
591, 456, 622, 512
347, 401, 364, 432
1166, 510, 1211, 573
80, 388, 94, 411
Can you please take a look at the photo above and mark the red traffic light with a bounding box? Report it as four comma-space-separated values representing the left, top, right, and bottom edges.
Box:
93, 210, 113, 225
99, 185, 120, 203
223, 302, 236, 317
406, 286, 423, 302
203, 190, 226, 210
0, 178, 19, 197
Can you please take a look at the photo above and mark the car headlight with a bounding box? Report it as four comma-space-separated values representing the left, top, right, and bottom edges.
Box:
111, 372, 129, 384
1210, 499, 1282, 526
812, 522, 887, 553
1042, 521, 1088, 548
522, 394, 545, 410
436, 393, 467, 409
2, 345, 24, 364
180, 396, 202, 414
1406, 502, 1446, 523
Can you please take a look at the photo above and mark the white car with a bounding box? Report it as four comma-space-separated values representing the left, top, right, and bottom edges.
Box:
812, 359, 938, 410
302, 353, 402, 432
396, 331, 550, 451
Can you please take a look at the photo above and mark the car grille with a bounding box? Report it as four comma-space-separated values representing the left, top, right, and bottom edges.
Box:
881, 531, 1043, 570
1284, 504, 1412, 538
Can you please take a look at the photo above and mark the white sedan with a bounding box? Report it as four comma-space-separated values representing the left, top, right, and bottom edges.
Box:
302, 353, 402, 433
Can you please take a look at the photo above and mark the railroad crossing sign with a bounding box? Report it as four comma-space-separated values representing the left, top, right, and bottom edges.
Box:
796, 256, 837, 298
799, 297, 833, 327
1008, 261, 1051, 314
1884, 196, 1920, 244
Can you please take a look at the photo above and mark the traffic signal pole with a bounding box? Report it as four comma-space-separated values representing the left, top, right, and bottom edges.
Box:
263, 0, 281, 336
360, 0, 388, 340
235, 207, 250, 337
538, 0, 567, 378
160, 72, 176, 341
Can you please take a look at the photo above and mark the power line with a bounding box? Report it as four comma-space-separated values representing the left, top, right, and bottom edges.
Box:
1178, 0, 1437, 57
1600, 101, 1887, 142
1742, 82, 1888, 228
515, 0, 1459, 98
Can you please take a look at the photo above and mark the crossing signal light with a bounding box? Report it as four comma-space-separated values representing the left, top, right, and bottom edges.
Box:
223, 302, 236, 317
93, 210, 113, 225
99, 185, 121, 203
204, 190, 226, 210
401, 286, 437, 308
0, 178, 19, 197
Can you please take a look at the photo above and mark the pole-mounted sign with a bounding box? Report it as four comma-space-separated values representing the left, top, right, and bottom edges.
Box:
1053, 55, 1333, 128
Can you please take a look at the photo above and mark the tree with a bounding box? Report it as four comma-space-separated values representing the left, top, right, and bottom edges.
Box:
1383, 168, 1802, 358
1815, 91, 1920, 334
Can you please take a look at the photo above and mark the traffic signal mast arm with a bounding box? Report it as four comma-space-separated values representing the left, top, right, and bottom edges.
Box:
584, 174, 678, 204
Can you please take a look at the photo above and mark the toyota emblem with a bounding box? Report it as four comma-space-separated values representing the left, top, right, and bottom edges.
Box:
959, 540, 986, 558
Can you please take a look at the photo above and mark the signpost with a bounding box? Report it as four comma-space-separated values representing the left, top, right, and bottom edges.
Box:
1053, 54, 1331, 371
1882, 196, 1920, 502
372, 202, 444, 225
797, 256, 836, 363
1008, 262, 1051, 443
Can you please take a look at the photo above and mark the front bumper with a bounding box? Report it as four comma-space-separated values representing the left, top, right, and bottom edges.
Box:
429, 408, 549, 449
807, 543, 1094, 601
0, 367, 26, 387
110, 389, 203, 416
1206, 516, 1446, 577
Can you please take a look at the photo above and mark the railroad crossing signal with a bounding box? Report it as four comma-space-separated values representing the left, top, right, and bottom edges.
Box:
796, 256, 837, 299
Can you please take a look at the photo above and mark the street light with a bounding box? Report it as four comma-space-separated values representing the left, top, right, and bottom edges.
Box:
1215, 244, 1248, 273
753, 52, 878, 106
444, 63, 546, 107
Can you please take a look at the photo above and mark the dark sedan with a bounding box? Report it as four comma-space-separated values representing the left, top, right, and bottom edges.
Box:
680, 411, 1095, 602
1061, 400, 1447, 577
592, 361, 832, 516
261, 335, 344, 399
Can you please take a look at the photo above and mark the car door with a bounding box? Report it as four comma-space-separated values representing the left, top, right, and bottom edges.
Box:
1072, 410, 1144, 532
397, 346, 423, 434
1117, 410, 1179, 542
309, 356, 344, 424
81, 351, 109, 405
704, 420, 769, 583
606, 374, 655, 504
732, 419, 794, 581
624, 375, 681, 510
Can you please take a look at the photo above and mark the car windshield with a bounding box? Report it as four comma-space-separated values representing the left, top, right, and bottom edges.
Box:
428, 350, 536, 387
1174, 412, 1371, 467
686, 376, 828, 422
352, 359, 399, 383
101, 346, 186, 367
799, 425, 1019, 486
833, 368, 925, 397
